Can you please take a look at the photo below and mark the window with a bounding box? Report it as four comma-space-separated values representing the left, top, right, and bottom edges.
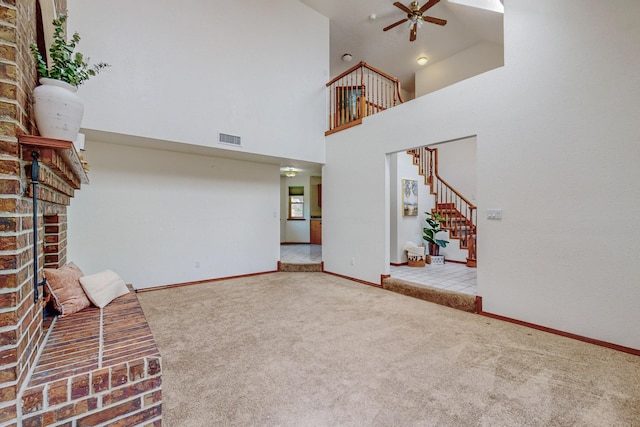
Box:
289, 186, 304, 219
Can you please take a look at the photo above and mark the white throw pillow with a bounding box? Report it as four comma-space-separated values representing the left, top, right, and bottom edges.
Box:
79, 270, 130, 308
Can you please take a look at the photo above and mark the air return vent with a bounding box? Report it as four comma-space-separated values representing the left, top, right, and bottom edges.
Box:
218, 133, 242, 147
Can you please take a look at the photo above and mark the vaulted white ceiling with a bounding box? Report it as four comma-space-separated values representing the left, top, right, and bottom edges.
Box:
299, 0, 503, 94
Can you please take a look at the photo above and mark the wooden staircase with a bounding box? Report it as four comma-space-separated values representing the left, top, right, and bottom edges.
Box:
408, 147, 477, 267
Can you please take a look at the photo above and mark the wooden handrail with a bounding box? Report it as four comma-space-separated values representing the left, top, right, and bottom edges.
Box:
430, 147, 476, 209
326, 61, 404, 132
326, 61, 400, 87
364, 99, 387, 113
408, 146, 477, 267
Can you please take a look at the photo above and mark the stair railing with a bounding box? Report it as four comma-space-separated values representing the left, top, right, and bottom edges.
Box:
326, 61, 404, 134
408, 147, 477, 267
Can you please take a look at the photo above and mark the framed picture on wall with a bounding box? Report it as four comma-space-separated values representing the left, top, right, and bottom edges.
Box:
402, 179, 418, 216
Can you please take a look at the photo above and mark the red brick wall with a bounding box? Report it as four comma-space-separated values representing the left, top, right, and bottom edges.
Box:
0, 0, 67, 423
43, 213, 66, 268
2, 4, 162, 425
21, 291, 163, 426
21, 357, 162, 426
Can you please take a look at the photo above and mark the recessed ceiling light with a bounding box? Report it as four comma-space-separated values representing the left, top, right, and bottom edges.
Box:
417, 56, 428, 65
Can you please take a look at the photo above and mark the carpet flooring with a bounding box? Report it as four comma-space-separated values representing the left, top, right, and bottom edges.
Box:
137, 272, 640, 426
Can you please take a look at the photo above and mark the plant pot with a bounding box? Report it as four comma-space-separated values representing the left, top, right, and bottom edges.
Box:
33, 78, 84, 142
426, 255, 445, 265
428, 243, 440, 256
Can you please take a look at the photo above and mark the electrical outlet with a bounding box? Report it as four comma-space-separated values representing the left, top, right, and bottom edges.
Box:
350, 257, 356, 266
195, 261, 201, 268
487, 209, 503, 220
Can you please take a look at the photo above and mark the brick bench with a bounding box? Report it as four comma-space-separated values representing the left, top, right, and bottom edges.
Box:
20, 289, 162, 426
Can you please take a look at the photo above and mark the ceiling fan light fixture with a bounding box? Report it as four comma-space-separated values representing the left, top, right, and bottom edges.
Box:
417, 56, 428, 65
284, 168, 298, 178
383, 1, 447, 42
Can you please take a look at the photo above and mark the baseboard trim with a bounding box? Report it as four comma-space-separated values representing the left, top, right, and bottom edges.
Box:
323, 270, 384, 288
135, 270, 279, 293
380, 274, 391, 286
476, 297, 640, 356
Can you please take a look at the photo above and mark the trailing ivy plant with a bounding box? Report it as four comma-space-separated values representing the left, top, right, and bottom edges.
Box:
30, 13, 109, 87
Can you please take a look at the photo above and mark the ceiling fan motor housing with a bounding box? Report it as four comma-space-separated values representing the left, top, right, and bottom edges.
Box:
383, 0, 447, 42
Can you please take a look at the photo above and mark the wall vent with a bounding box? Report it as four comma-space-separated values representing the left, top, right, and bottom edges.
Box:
218, 133, 242, 146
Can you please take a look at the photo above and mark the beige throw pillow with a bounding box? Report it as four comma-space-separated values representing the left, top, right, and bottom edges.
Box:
79, 270, 130, 308
44, 262, 91, 317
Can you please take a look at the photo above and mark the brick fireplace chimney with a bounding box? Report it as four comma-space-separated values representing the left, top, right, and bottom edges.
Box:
0, 0, 76, 422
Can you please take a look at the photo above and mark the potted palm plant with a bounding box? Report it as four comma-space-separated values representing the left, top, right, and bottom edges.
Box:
30, 12, 109, 142
423, 211, 449, 264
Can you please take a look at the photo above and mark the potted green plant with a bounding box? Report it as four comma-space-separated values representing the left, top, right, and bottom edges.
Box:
423, 211, 449, 262
30, 12, 109, 142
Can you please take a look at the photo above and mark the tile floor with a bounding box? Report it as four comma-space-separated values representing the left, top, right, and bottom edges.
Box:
280, 244, 323, 264
389, 262, 477, 295
280, 244, 477, 295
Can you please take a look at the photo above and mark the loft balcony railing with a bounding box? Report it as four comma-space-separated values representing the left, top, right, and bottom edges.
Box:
325, 61, 404, 134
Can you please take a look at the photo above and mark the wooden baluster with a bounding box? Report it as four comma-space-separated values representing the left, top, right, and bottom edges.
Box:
424, 149, 429, 184
383, 77, 387, 111
332, 82, 336, 130
328, 83, 332, 130
341, 78, 344, 122
331, 83, 336, 130
347, 75, 352, 121
378, 75, 381, 112
429, 149, 434, 185
347, 74, 352, 122
367, 68, 371, 115
393, 80, 398, 106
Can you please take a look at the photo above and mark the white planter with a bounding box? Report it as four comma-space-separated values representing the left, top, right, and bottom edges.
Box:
33, 78, 84, 142
426, 255, 445, 265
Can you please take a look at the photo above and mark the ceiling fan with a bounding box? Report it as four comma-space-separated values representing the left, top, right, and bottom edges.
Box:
383, 0, 447, 42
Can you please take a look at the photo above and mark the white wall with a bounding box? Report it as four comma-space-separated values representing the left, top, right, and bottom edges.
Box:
67, 0, 329, 163
389, 152, 434, 264
324, 0, 640, 350
415, 41, 503, 97
65, 0, 329, 289
68, 140, 280, 289
431, 136, 477, 203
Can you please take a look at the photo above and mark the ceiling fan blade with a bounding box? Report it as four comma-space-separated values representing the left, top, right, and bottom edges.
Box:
393, 2, 412, 14
423, 15, 447, 26
419, 0, 440, 14
383, 18, 409, 32
410, 23, 417, 41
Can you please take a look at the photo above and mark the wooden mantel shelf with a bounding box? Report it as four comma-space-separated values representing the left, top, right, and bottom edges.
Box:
19, 134, 89, 185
